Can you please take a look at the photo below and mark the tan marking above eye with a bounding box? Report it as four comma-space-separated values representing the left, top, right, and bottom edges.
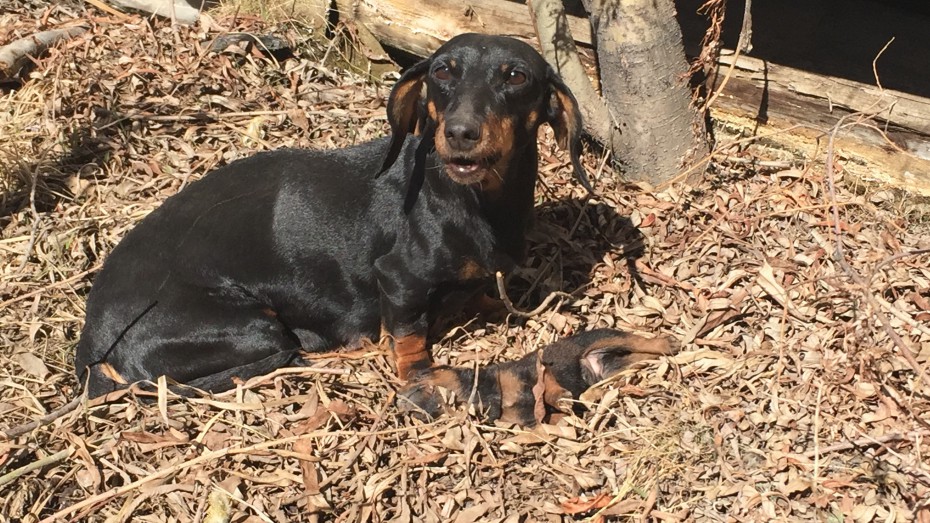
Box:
459, 258, 487, 280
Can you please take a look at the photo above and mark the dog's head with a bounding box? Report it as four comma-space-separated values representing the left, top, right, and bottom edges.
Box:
381, 33, 590, 195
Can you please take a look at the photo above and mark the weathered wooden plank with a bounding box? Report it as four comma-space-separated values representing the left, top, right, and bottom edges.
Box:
333, 0, 591, 57
711, 52, 930, 195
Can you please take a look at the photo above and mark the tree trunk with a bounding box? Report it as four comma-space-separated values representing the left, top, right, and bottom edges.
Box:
584, 0, 709, 183
528, 0, 621, 155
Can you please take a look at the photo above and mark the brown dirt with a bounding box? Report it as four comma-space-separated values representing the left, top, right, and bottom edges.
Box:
1, 2, 929, 522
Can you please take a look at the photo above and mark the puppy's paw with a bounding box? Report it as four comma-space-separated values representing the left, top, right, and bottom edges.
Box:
396, 366, 472, 421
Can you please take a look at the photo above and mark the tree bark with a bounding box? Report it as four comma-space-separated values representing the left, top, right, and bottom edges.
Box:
528, 0, 622, 155
583, 0, 709, 182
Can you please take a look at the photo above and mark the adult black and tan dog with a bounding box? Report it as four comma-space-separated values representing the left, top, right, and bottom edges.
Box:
75, 33, 590, 400
74, 33, 674, 422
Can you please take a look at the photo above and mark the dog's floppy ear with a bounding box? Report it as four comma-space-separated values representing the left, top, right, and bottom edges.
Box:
380, 58, 431, 175
546, 68, 593, 193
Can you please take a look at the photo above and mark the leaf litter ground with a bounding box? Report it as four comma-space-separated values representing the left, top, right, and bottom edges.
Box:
1, 2, 929, 522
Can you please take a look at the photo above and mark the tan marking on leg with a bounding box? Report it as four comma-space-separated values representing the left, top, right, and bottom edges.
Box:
99, 362, 128, 385
390, 333, 430, 380
542, 372, 572, 407
419, 367, 468, 396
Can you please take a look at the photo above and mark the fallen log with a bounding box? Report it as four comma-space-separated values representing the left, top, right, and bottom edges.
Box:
332, 0, 591, 58
107, 0, 200, 25
710, 52, 930, 196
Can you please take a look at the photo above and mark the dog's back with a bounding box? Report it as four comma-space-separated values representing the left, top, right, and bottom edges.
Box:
76, 138, 400, 391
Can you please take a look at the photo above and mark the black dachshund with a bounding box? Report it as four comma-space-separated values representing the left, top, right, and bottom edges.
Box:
74, 33, 592, 400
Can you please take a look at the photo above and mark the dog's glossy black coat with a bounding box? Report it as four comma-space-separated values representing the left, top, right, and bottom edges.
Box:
75, 34, 587, 398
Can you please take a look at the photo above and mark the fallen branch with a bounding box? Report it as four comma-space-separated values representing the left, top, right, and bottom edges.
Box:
0, 25, 89, 80
803, 429, 930, 458
0, 266, 99, 311
0, 448, 74, 488
38, 419, 413, 523
38, 435, 314, 522
0, 395, 84, 441
318, 392, 393, 490
824, 110, 930, 391
213, 366, 352, 397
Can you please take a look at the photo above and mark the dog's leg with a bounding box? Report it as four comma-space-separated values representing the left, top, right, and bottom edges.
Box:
374, 255, 434, 380
80, 284, 303, 397
379, 313, 430, 381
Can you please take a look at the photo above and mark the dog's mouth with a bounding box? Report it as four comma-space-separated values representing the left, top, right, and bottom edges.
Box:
443, 155, 500, 185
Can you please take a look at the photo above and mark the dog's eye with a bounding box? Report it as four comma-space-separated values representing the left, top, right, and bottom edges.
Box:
506, 70, 526, 86
433, 66, 452, 81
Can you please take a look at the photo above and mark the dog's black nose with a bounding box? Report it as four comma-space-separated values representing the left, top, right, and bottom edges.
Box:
445, 119, 481, 150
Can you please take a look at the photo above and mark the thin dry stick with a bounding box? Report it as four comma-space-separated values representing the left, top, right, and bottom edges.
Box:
824, 115, 930, 391
16, 168, 40, 272
213, 366, 352, 398
870, 248, 930, 276
812, 385, 822, 494
0, 448, 74, 488
875, 296, 930, 338
495, 271, 573, 318
93, 109, 298, 131
0, 25, 89, 77
737, 0, 753, 53
84, 0, 133, 19
316, 392, 394, 490
0, 266, 99, 310
0, 394, 84, 440
803, 429, 930, 458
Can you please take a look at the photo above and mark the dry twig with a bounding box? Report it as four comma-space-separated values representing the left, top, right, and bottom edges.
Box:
495, 271, 573, 318
0, 395, 84, 440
